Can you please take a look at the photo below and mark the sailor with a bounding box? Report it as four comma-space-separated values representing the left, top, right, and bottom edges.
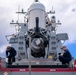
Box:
59, 46, 72, 64
6, 46, 16, 64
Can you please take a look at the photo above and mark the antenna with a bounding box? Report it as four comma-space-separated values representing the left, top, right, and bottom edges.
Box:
18, 5, 20, 22
16, 6, 26, 14
51, 6, 55, 14
52, 6, 53, 11
47, 6, 55, 14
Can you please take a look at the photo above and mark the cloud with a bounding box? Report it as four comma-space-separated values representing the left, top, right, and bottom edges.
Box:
56, 4, 76, 43
0, 45, 6, 53
0, 45, 7, 58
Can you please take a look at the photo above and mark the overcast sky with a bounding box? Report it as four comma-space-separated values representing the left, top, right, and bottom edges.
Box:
0, 0, 76, 58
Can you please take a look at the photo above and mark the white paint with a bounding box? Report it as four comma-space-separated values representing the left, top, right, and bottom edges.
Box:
50, 69, 56, 72
19, 69, 26, 72
3, 72, 8, 75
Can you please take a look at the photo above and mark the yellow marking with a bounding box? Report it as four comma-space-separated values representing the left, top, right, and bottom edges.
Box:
48, 56, 52, 58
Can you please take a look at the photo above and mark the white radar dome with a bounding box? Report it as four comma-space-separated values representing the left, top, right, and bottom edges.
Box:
28, 2, 45, 11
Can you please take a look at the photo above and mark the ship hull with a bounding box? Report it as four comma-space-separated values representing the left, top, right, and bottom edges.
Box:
0, 68, 76, 75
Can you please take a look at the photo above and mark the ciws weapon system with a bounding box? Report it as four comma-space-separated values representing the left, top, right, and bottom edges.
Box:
5, 0, 72, 67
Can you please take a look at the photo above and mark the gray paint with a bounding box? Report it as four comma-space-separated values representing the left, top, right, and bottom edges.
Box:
0, 72, 76, 75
